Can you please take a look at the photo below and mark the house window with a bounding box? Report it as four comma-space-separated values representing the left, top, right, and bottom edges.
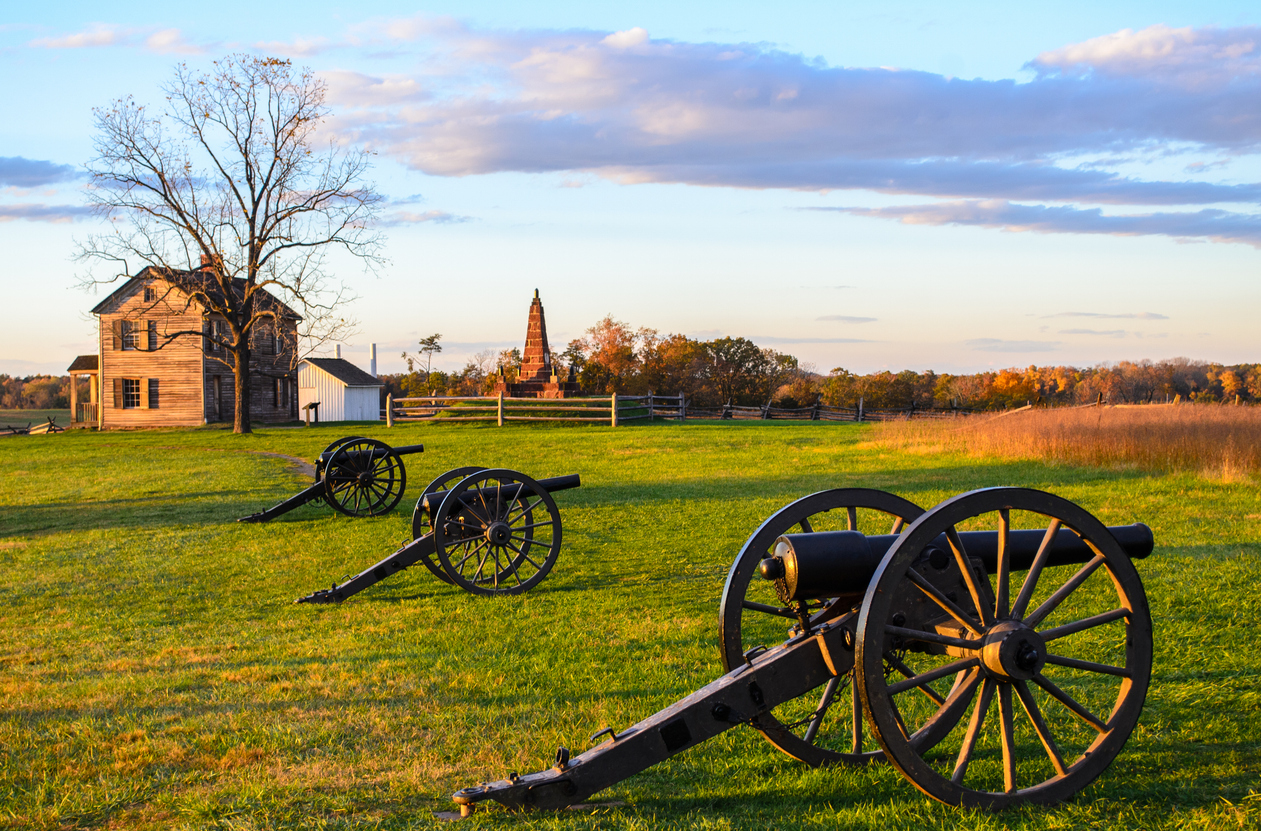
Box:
122, 379, 141, 409
121, 320, 140, 350
148, 379, 160, 409
272, 377, 280, 407
147, 321, 158, 351
208, 320, 229, 353
144, 286, 156, 303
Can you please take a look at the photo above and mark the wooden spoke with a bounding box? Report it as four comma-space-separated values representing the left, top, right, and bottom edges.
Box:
846, 506, 858, 531
741, 600, 798, 619
885, 657, 979, 696
1032, 673, 1107, 732
946, 527, 995, 627
798, 517, 814, 533
951, 677, 996, 785
1043, 653, 1131, 678
1040, 608, 1130, 642
1014, 679, 1068, 776
886, 654, 946, 706
804, 676, 841, 744
995, 509, 1011, 619
1025, 555, 1105, 628
906, 567, 984, 635
885, 624, 983, 651
998, 683, 1017, 794
1011, 518, 1061, 620
851, 672, 863, 755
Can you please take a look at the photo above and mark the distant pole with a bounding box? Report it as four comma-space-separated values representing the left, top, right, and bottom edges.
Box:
497, 391, 504, 427
370, 343, 378, 377
611, 393, 619, 427
386, 393, 394, 427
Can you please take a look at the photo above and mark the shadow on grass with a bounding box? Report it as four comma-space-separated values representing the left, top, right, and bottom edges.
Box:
0, 453, 1159, 541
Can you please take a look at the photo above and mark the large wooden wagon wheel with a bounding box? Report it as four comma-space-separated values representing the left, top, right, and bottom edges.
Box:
411, 467, 487, 584
718, 488, 963, 766
856, 487, 1153, 808
323, 437, 407, 517
432, 469, 562, 596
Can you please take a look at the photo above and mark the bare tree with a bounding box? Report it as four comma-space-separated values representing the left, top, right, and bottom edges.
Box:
78, 55, 382, 433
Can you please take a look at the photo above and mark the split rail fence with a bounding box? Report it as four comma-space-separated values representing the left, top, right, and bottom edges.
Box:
384, 393, 973, 427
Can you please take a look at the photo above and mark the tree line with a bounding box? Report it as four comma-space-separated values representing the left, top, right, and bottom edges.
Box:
0, 375, 79, 410
382, 316, 1261, 410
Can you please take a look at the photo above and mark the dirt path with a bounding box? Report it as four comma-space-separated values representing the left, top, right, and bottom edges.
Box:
98, 444, 315, 478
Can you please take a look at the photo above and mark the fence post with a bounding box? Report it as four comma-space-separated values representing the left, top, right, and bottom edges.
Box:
497, 391, 504, 427
858, 396, 864, 423
811, 395, 820, 421
611, 393, 619, 427
386, 393, 394, 427
648, 390, 654, 421
679, 393, 686, 421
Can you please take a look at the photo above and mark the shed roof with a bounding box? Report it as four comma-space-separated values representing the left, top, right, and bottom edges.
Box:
67, 355, 99, 373
302, 358, 383, 387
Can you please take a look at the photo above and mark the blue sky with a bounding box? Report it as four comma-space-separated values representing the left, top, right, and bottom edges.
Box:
2, 1, 1259, 377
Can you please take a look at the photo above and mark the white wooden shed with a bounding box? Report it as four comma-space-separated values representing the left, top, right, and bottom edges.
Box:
297, 358, 383, 422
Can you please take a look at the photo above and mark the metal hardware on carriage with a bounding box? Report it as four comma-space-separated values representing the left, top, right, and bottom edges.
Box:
453, 486, 1156, 813
237, 436, 425, 522
295, 468, 581, 602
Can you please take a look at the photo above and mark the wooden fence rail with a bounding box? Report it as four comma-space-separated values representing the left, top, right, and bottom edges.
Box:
382, 392, 973, 426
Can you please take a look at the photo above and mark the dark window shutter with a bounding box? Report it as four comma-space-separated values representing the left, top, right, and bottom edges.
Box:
147, 321, 158, 351
112, 320, 122, 350
112, 378, 122, 408
148, 379, 159, 409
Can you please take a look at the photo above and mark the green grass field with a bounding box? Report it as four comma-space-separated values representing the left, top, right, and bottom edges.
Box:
0, 410, 70, 431
1, 421, 1258, 830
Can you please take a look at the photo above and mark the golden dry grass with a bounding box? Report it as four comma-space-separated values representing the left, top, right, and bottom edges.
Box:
873, 403, 1261, 480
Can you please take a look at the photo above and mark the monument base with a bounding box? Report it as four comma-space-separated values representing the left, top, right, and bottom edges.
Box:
493, 380, 584, 399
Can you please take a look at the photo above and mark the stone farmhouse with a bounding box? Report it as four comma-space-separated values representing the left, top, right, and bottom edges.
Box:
70, 267, 301, 428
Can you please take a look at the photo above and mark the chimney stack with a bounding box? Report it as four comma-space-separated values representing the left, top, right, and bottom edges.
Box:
336, 344, 342, 359
370, 343, 377, 377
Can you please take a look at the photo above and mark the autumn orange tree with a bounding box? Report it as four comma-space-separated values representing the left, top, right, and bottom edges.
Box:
78, 55, 381, 433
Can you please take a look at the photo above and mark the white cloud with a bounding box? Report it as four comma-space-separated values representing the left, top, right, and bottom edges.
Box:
0, 204, 93, 222
29, 24, 122, 48
380, 209, 472, 225
817, 315, 877, 323
826, 200, 1261, 248
1031, 24, 1261, 88
29, 24, 206, 54
145, 29, 203, 55
966, 339, 1060, 353
337, 24, 1261, 199
602, 27, 649, 50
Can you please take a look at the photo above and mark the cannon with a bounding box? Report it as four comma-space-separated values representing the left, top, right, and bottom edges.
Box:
237, 436, 424, 522
296, 467, 581, 602
452, 487, 1153, 812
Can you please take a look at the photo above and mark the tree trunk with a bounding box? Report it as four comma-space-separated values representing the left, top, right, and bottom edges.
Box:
233, 343, 253, 434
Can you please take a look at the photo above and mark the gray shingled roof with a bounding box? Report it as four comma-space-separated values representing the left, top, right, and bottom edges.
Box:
90, 268, 302, 320
302, 358, 383, 387
67, 355, 99, 373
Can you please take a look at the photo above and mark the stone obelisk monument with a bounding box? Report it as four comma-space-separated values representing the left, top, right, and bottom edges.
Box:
494, 290, 582, 398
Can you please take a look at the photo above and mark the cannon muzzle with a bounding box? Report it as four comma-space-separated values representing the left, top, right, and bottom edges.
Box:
763, 523, 1153, 602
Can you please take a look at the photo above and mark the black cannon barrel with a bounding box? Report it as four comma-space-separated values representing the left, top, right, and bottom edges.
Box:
420, 473, 581, 513
317, 443, 425, 464
765, 524, 1154, 601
